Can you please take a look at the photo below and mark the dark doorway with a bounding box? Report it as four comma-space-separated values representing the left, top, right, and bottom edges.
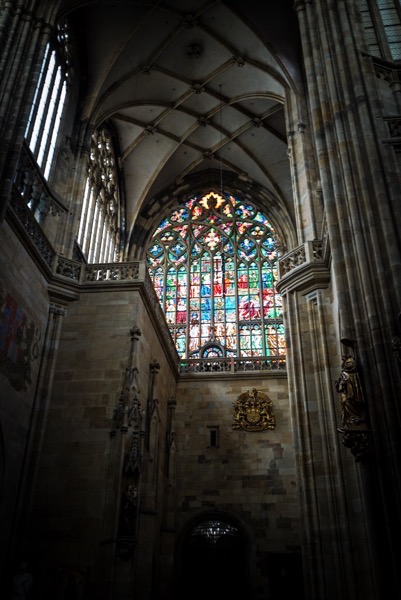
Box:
266, 552, 305, 599
177, 518, 249, 600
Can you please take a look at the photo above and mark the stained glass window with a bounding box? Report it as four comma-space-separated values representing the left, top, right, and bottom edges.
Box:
146, 191, 285, 359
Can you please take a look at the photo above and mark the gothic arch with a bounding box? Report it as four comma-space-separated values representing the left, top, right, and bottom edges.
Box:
128, 169, 297, 261
174, 511, 250, 600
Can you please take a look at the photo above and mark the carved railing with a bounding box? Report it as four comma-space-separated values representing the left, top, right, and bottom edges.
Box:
10, 189, 56, 267
367, 53, 401, 86
278, 239, 325, 278
276, 237, 330, 295
47, 254, 144, 284
14, 142, 68, 219
7, 196, 145, 285
179, 356, 286, 374
383, 116, 401, 150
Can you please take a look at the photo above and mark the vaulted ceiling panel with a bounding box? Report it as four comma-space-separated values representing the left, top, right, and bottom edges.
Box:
62, 0, 301, 249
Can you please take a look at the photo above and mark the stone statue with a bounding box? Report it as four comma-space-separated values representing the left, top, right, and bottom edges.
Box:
121, 483, 138, 533
335, 355, 367, 430
12, 562, 32, 599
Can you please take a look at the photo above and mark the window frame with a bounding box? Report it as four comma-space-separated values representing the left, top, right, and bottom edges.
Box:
76, 126, 122, 264
358, 0, 401, 62
24, 21, 71, 180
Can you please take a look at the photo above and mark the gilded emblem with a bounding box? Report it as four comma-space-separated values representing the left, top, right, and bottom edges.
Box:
232, 388, 275, 432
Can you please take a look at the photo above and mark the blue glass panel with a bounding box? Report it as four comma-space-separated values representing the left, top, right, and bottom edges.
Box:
200, 277, 211, 297
225, 296, 236, 310
148, 242, 163, 257
235, 204, 255, 219
154, 217, 170, 235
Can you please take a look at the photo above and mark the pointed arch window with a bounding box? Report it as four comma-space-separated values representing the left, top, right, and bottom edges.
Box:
77, 127, 121, 263
146, 191, 285, 360
24, 20, 71, 180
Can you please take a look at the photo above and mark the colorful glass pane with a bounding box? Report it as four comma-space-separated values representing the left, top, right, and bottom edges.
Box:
146, 191, 285, 359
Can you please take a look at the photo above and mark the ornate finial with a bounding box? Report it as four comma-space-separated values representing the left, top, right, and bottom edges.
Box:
110, 391, 126, 436
150, 359, 160, 373
130, 327, 141, 341
168, 396, 177, 409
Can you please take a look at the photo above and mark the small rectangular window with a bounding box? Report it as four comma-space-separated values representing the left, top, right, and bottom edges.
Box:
208, 426, 219, 448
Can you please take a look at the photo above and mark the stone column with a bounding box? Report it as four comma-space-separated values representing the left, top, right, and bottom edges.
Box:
291, 0, 401, 597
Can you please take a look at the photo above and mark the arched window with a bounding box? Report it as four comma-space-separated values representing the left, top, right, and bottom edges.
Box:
358, 0, 401, 61
146, 191, 285, 359
24, 20, 71, 180
177, 517, 248, 600
77, 127, 121, 263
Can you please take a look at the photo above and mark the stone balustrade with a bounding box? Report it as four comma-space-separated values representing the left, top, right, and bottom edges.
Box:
179, 356, 286, 374
14, 142, 68, 218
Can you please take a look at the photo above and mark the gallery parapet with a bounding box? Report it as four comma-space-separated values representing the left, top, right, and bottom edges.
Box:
51, 255, 148, 285
277, 239, 330, 295
14, 142, 68, 246
179, 356, 286, 376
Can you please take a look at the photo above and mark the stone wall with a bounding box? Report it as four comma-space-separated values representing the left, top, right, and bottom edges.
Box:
0, 219, 50, 576
170, 373, 299, 599
25, 285, 178, 598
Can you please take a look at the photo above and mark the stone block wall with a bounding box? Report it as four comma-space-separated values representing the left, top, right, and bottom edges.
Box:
26, 285, 178, 598
0, 220, 50, 577
170, 374, 300, 598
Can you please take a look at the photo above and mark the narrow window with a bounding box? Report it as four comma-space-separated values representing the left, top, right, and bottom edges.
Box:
25, 21, 71, 180
208, 427, 219, 448
76, 127, 121, 263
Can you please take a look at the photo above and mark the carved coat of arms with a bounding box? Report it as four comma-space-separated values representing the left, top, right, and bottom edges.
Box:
232, 388, 275, 432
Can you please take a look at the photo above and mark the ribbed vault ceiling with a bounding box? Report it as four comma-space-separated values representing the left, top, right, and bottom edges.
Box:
59, 0, 302, 254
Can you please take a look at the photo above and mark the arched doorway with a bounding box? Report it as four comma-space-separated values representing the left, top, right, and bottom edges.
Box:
176, 515, 249, 600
